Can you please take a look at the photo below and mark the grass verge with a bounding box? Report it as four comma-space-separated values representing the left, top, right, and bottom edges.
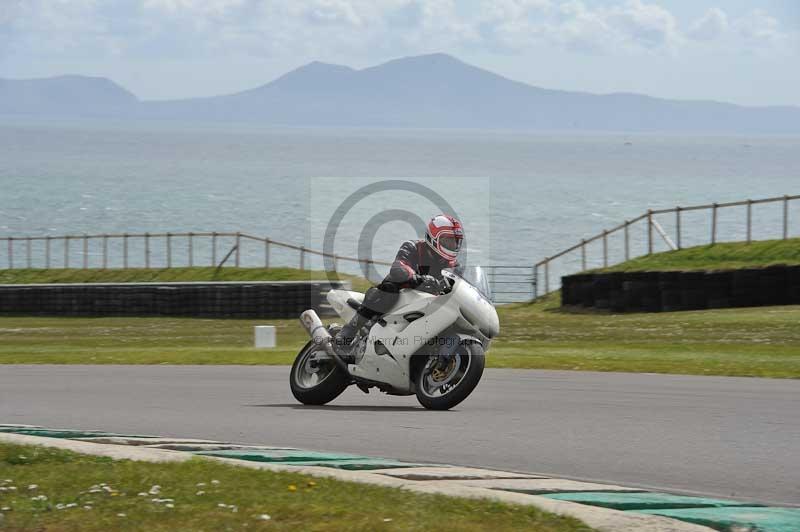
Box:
597, 238, 800, 272
0, 443, 591, 532
0, 294, 798, 377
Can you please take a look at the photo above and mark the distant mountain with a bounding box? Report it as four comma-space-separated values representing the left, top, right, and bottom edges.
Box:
2, 54, 799, 134
0, 75, 137, 116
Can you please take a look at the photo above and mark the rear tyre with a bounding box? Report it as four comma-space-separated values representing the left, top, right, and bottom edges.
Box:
415, 342, 485, 410
290, 329, 349, 406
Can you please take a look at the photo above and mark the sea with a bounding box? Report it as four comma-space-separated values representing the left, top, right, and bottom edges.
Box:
1, 120, 799, 286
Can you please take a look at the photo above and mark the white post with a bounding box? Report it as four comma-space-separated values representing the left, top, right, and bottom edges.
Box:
254, 326, 276, 348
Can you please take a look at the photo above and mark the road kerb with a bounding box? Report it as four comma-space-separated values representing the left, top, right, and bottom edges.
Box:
0, 432, 711, 532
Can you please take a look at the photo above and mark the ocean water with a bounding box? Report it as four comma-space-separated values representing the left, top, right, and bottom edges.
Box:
1, 120, 799, 287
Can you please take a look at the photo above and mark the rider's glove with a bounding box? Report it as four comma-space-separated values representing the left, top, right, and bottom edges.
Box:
413, 274, 444, 294
412, 274, 436, 287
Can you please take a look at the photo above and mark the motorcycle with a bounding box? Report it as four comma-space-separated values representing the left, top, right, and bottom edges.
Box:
291, 266, 499, 410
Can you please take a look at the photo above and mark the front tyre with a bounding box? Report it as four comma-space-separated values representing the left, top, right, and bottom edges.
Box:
290, 332, 349, 406
415, 342, 485, 410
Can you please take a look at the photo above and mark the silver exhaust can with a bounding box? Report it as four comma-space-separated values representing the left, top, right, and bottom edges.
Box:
299, 310, 332, 346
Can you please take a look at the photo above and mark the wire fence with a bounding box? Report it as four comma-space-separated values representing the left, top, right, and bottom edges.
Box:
534, 193, 800, 297
0, 231, 392, 272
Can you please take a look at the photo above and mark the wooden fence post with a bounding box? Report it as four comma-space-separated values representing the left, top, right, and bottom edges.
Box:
581, 239, 587, 271
123, 233, 129, 268
746, 200, 753, 243
188, 232, 194, 267
102, 235, 108, 269
675, 207, 682, 249
45, 236, 51, 268
64, 236, 70, 269
544, 259, 550, 295
647, 210, 653, 255
235, 232, 241, 267
624, 221, 630, 260
82, 234, 89, 269
145, 232, 150, 268
166, 233, 172, 268
711, 203, 718, 244
783, 195, 789, 240
211, 232, 217, 266
264, 238, 270, 268
26, 237, 32, 268
602, 231, 608, 268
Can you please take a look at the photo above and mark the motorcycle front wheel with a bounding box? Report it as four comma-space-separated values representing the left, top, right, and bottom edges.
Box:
290, 333, 349, 406
415, 342, 485, 410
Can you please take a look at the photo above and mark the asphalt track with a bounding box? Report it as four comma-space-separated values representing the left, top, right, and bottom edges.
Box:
1, 365, 798, 506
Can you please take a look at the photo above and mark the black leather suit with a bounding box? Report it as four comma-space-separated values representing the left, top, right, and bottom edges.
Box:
358, 240, 457, 319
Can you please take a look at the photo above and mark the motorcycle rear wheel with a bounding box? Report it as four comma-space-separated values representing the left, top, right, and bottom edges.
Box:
415, 342, 485, 410
290, 335, 349, 406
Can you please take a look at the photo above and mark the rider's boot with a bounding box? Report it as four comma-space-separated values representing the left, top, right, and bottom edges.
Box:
333, 313, 368, 363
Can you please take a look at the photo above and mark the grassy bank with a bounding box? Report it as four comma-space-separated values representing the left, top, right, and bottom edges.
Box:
0, 267, 372, 292
0, 443, 590, 532
598, 238, 800, 273
1, 295, 798, 377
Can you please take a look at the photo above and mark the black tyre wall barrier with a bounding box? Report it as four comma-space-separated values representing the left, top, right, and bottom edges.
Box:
0, 281, 348, 318
561, 265, 800, 313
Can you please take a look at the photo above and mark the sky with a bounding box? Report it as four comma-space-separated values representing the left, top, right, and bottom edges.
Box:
1, 0, 798, 106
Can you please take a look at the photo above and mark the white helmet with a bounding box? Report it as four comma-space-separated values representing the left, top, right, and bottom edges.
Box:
425, 214, 464, 261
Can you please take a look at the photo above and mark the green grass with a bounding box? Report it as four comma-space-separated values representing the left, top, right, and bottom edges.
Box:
598, 238, 800, 272
1, 295, 798, 377
492, 293, 800, 378
0, 267, 372, 292
0, 443, 591, 532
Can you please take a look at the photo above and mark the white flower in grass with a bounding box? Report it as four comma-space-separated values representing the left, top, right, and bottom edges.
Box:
27, 484, 38, 491
137, 492, 148, 497
196, 482, 206, 487
117, 513, 126, 518
66, 503, 77, 508
56, 503, 66, 510
6, 487, 16, 491
196, 491, 205, 496
257, 514, 271, 521
383, 518, 393, 522
218, 503, 227, 508
165, 503, 174, 509
149, 485, 161, 495
211, 480, 220, 485
1, 507, 10, 511
83, 506, 93, 510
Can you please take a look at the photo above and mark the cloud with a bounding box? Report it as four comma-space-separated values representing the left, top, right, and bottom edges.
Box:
2, 0, 794, 67
734, 9, 784, 46
687, 8, 728, 42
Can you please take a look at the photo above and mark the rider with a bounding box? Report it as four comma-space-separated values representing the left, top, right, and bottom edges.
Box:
334, 214, 464, 357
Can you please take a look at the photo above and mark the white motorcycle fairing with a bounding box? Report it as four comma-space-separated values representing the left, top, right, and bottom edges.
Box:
326, 272, 498, 395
